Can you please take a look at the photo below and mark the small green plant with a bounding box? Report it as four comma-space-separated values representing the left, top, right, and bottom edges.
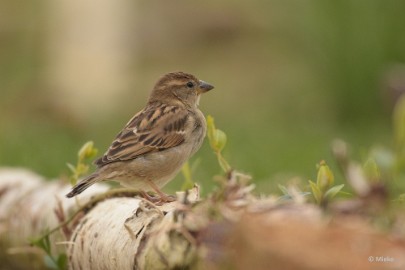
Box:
206, 115, 231, 173
181, 115, 231, 191
29, 141, 98, 270
180, 159, 200, 190
278, 184, 311, 201
309, 160, 344, 205
67, 141, 98, 186
181, 162, 194, 190
30, 232, 67, 270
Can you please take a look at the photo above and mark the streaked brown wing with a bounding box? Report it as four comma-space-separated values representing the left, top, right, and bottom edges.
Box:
95, 104, 189, 166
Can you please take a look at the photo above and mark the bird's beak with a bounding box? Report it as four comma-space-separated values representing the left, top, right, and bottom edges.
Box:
198, 80, 214, 94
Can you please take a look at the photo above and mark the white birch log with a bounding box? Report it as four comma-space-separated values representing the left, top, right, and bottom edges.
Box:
0, 168, 108, 269
67, 193, 199, 270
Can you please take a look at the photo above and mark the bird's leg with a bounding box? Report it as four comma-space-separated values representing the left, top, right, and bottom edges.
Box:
146, 180, 176, 203
139, 190, 160, 203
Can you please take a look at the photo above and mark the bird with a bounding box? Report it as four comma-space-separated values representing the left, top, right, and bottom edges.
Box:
66, 72, 214, 200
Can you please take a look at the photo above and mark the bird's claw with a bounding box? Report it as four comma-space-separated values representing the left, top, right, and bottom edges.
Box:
139, 191, 176, 205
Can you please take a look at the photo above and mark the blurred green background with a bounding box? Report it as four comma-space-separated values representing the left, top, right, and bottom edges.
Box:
1, 0, 405, 194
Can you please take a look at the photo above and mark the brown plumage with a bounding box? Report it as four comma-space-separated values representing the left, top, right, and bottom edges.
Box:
66, 72, 214, 199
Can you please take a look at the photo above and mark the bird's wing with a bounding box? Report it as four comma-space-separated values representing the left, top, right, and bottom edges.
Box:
94, 104, 189, 166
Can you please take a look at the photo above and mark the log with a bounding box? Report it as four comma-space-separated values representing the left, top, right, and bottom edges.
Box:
1, 168, 405, 270
0, 168, 108, 269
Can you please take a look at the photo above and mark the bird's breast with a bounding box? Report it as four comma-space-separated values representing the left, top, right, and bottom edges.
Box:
187, 109, 207, 155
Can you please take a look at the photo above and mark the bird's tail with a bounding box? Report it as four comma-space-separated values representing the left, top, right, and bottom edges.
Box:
66, 173, 99, 198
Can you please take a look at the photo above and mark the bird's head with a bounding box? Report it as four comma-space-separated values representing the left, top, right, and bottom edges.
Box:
148, 72, 214, 107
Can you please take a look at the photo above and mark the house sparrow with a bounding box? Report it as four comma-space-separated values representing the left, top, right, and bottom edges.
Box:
66, 72, 214, 199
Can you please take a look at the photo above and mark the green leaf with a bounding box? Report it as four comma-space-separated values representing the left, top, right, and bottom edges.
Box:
66, 163, 76, 174
30, 237, 46, 251
76, 163, 89, 175
44, 235, 51, 253
181, 162, 194, 190
206, 115, 217, 150
213, 129, 227, 152
278, 184, 289, 196
316, 160, 334, 192
324, 184, 345, 200
78, 141, 98, 161
206, 114, 232, 172
218, 154, 231, 172
44, 255, 58, 269
207, 116, 227, 152
33, 234, 51, 254
57, 253, 68, 270
363, 158, 381, 182
309, 180, 322, 204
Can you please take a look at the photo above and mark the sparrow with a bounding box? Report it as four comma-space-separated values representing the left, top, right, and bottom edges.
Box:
66, 72, 214, 199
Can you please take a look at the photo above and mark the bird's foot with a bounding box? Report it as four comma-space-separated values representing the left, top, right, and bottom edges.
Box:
139, 190, 176, 205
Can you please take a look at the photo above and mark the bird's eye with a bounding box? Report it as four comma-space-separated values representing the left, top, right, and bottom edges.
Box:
186, 82, 194, 88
